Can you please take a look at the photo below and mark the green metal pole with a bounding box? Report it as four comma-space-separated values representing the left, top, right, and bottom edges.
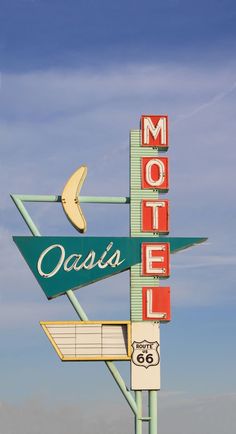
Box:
105, 361, 137, 415
135, 391, 142, 434
12, 194, 130, 204
10, 194, 130, 236
12, 194, 61, 202
148, 391, 157, 434
10, 195, 41, 236
79, 196, 130, 204
66, 289, 89, 321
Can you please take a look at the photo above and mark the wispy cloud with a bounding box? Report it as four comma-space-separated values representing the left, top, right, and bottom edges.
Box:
0, 392, 235, 434
174, 80, 236, 124
172, 254, 236, 269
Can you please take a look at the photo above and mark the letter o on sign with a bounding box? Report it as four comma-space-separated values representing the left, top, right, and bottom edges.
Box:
141, 157, 169, 191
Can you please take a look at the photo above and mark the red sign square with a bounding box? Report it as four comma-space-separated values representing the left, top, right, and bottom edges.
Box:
142, 243, 170, 277
141, 157, 169, 191
142, 287, 171, 322
142, 199, 169, 233
141, 115, 168, 149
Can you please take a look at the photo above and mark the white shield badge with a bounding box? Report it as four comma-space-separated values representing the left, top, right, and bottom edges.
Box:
131, 340, 160, 369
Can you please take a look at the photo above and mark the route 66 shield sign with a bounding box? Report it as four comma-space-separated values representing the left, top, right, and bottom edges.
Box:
131, 340, 160, 369
131, 322, 161, 390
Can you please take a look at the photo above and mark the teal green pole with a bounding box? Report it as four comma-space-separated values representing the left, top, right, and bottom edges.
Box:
10, 195, 41, 236
12, 194, 61, 202
12, 194, 130, 204
148, 391, 157, 434
79, 196, 130, 204
105, 361, 137, 415
135, 391, 142, 434
10, 194, 130, 236
66, 289, 89, 321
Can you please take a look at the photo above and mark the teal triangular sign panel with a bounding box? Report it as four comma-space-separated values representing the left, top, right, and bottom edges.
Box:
13, 236, 206, 299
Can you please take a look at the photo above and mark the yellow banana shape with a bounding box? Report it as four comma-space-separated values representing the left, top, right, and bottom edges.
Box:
61, 166, 87, 233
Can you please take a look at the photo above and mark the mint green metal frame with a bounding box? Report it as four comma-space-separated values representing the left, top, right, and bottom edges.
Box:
11, 194, 130, 204
11, 194, 138, 416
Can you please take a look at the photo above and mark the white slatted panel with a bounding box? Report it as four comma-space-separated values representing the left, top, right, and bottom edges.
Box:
76, 324, 102, 356
102, 324, 128, 356
47, 324, 76, 357
41, 322, 130, 360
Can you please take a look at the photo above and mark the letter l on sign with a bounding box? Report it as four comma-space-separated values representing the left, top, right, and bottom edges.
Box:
142, 287, 171, 321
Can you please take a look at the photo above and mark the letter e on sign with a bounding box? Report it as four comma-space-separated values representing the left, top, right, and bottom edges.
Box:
141, 115, 168, 149
141, 157, 169, 191
142, 200, 169, 233
142, 243, 170, 277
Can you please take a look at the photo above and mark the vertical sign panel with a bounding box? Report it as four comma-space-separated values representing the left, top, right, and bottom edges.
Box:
131, 322, 160, 390
130, 115, 169, 390
130, 120, 169, 322
130, 130, 160, 321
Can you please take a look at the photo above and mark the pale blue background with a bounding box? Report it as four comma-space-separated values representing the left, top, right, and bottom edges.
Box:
0, 1, 236, 433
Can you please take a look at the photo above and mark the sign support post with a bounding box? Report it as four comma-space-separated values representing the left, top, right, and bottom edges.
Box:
149, 391, 158, 434
130, 125, 161, 434
135, 391, 142, 434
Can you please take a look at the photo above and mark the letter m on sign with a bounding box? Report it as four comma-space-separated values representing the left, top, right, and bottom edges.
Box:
141, 115, 168, 149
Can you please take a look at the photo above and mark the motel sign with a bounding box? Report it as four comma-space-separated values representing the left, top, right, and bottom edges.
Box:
12, 115, 206, 434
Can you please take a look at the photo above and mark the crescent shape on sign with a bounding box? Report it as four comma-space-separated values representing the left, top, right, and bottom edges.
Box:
61, 165, 87, 233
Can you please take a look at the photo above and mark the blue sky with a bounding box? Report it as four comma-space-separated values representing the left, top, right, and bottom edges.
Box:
1, 0, 236, 71
1, 1, 236, 433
